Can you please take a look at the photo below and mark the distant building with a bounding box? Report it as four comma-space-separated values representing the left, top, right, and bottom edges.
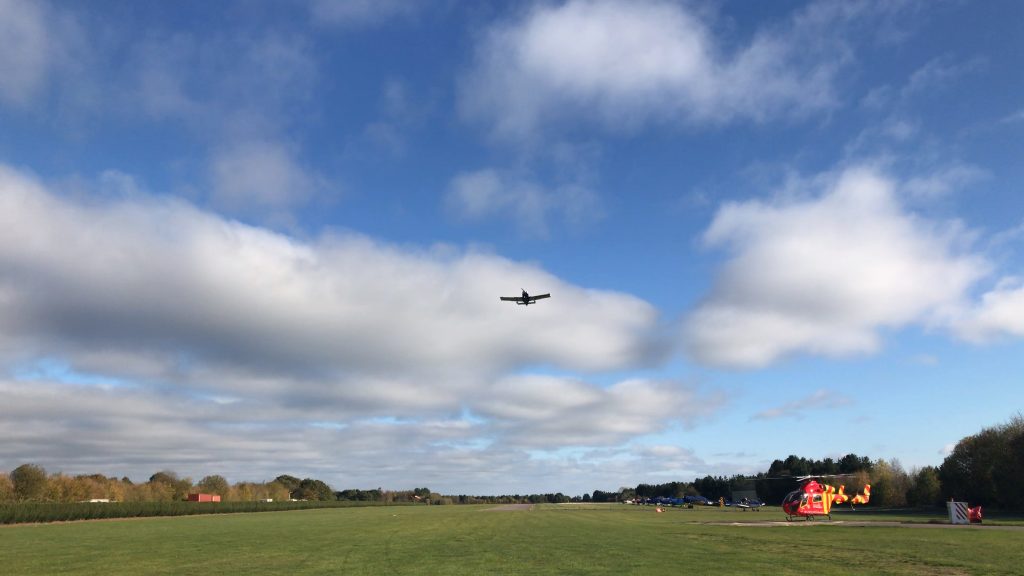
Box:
187, 493, 221, 502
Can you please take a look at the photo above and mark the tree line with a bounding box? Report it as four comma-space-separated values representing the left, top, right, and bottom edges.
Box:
3, 414, 1021, 509
0, 468, 432, 505
596, 414, 1023, 509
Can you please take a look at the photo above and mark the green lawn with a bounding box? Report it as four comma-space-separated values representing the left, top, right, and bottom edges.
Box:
3, 504, 1022, 575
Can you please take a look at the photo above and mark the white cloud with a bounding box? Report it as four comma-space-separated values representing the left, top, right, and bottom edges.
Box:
446, 169, 604, 237
473, 376, 715, 448
0, 0, 86, 108
123, 32, 322, 221
685, 166, 989, 368
0, 163, 677, 488
902, 55, 986, 98
460, 0, 851, 140
901, 164, 987, 200
949, 278, 1024, 343
210, 140, 323, 219
751, 389, 852, 421
0, 164, 660, 383
0, 0, 51, 105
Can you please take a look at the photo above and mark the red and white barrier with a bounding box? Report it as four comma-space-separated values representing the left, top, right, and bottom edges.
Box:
947, 501, 969, 525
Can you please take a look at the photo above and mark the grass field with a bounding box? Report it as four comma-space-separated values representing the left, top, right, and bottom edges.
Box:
3, 504, 1023, 575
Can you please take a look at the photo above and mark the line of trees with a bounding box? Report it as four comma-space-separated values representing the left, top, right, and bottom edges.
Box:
0, 468, 330, 504
5, 415, 1020, 509
596, 414, 1023, 510
0, 463, 576, 507
939, 414, 1024, 509
600, 457, 935, 508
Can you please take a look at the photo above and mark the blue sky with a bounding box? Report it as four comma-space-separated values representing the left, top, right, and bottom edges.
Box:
1, 0, 1022, 496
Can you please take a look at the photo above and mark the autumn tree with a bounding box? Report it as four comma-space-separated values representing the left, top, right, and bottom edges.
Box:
869, 459, 909, 507
148, 470, 193, 500
11, 464, 48, 501
0, 473, 14, 502
197, 475, 230, 499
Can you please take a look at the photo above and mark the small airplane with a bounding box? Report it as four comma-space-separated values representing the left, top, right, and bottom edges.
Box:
781, 476, 870, 521
500, 289, 551, 306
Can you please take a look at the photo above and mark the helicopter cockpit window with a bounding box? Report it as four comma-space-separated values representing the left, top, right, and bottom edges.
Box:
812, 494, 822, 503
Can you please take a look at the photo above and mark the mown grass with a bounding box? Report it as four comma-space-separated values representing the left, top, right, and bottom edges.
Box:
2, 504, 1022, 575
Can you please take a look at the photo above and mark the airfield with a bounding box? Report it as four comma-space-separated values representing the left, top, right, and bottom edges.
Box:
4, 503, 1023, 575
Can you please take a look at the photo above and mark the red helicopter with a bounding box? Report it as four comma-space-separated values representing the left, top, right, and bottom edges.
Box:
781, 476, 871, 521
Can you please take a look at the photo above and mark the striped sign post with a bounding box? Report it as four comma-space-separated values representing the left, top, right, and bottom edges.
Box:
947, 501, 969, 525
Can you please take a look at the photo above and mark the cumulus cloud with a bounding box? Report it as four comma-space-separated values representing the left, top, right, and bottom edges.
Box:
949, 278, 1024, 343
473, 376, 716, 448
0, 163, 661, 391
0, 373, 715, 493
0, 163, 680, 488
685, 166, 988, 368
446, 169, 604, 237
460, 0, 852, 139
118, 28, 323, 222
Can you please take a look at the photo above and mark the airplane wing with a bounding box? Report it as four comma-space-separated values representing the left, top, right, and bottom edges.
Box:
499, 296, 520, 301
528, 293, 551, 301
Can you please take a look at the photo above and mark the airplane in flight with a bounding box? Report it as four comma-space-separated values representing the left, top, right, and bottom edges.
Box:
500, 289, 551, 306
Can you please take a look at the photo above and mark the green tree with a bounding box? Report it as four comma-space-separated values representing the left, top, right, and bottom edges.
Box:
274, 475, 301, 497
870, 459, 909, 507
11, 464, 48, 501
197, 475, 230, 499
836, 454, 872, 474
991, 415, 1024, 509
296, 478, 334, 501
148, 470, 192, 500
940, 427, 1002, 505
906, 466, 941, 507
942, 414, 1024, 508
